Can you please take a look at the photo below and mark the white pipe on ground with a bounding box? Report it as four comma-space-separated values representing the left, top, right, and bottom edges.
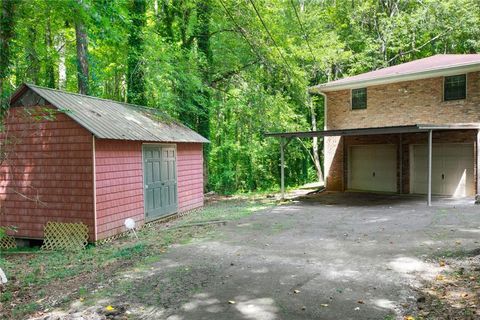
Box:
0, 267, 7, 284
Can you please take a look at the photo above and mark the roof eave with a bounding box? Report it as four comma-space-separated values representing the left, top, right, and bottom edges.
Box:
265, 123, 480, 138
309, 62, 480, 94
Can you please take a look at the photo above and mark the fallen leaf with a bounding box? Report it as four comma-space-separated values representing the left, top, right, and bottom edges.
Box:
301, 306, 306, 310
439, 260, 446, 267
228, 300, 236, 304
320, 304, 329, 307
293, 289, 300, 294
435, 275, 445, 281
105, 306, 115, 311
404, 316, 415, 320
357, 300, 364, 304
354, 307, 360, 311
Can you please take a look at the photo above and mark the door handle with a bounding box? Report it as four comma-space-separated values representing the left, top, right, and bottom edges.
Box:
372, 171, 375, 177
441, 174, 445, 180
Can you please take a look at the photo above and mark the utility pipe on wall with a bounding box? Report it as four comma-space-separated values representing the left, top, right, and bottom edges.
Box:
427, 130, 433, 206
280, 137, 285, 200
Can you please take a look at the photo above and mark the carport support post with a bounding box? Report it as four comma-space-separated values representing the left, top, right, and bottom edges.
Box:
476, 130, 480, 204
427, 130, 433, 206
280, 137, 285, 200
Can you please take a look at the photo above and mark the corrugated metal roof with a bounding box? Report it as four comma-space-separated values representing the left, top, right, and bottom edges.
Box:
11, 84, 209, 143
311, 54, 480, 92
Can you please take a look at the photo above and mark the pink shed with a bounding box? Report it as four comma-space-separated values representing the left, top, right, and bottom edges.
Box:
0, 84, 208, 242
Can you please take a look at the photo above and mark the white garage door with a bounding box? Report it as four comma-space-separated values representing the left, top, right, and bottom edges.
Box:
348, 144, 397, 192
411, 144, 474, 197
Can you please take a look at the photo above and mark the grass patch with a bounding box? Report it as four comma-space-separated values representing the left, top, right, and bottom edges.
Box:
11, 302, 40, 318
181, 198, 273, 224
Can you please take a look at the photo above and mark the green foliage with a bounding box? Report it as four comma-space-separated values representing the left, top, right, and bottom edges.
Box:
2, 0, 480, 193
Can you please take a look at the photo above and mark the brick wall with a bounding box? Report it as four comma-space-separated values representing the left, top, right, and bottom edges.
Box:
95, 139, 144, 240
325, 130, 477, 194
325, 72, 480, 130
0, 106, 95, 239
177, 143, 204, 212
324, 136, 344, 191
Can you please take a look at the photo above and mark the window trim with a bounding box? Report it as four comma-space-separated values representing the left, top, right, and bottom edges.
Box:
351, 87, 367, 110
443, 74, 467, 101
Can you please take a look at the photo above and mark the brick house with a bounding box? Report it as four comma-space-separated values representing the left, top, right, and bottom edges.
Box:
0, 84, 208, 241
269, 54, 480, 204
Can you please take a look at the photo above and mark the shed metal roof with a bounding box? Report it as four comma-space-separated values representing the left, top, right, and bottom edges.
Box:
10, 84, 209, 143
310, 54, 480, 92
265, 123, 480, 138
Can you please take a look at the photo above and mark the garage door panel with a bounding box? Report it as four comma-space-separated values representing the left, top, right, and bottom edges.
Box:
349, 145, 397, 193
411, 145, 443, 194
411, 144, 474, 197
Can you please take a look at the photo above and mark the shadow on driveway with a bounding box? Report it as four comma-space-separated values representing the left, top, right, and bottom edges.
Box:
59, 192, 480, 320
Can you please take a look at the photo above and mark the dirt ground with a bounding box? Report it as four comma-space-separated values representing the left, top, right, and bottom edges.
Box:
4, 191, 480, 320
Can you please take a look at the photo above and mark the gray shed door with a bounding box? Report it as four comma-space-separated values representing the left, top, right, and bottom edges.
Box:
143, 145, 178, 220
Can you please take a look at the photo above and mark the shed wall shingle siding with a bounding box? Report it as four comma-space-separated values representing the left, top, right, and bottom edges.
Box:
94, 141, 204, 240
0, 106, 94, 239
95, 139, 144, 240
326, 72, 480, 130
177, 143, 204, 212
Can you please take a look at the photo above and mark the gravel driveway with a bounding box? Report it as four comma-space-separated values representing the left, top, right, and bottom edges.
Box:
120, 192, 478, 320
37, 192, 480, 320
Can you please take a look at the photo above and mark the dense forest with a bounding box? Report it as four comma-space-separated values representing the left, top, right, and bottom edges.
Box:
0, 0, 479, 193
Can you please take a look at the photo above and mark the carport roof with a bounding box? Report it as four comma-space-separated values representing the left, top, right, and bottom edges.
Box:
265, 123, 480, 139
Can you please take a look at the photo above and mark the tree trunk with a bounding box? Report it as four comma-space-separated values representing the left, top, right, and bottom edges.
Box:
56, 30, 67, 90
26, 26, 40, 84
196, 0, 212, 190
156, 0, 174, 42
127, 0, 147, 105
44, 13, 55, 88
75, 0, 89, 95
0, 0, 16, 106
308, 92, 324, 183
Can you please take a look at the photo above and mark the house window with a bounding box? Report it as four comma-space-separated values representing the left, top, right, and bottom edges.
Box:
352, 88, 367, 109
444, 74, 466, 101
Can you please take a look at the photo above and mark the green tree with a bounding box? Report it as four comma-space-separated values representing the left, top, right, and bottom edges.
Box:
127, 0, 147, 105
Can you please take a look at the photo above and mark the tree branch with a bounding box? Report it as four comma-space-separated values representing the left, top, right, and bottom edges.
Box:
387, 28, 452, 64
211, 59, 259, 85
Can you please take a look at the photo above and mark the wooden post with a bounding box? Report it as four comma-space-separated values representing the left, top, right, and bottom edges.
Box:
399, 133, 403, 194
427, 130, 433, 206
476, 130, 480, 204
280, 137, 285, 200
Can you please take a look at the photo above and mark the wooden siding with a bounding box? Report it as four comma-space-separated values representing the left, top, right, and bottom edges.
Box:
0, 106, 94, 239
95, 139, 144, 240
177, 143, 204, 212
